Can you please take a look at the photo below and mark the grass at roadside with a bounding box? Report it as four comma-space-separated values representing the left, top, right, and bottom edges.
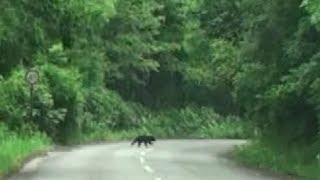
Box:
78, 129, 145, 143
78, 120, 252, 143
0, 124, 51, 178
193, 120, 252, 139
233, 141, 319, 180
78, 106, 254, 143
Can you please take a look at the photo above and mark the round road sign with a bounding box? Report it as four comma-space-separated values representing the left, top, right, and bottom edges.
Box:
25, 69, 39, 85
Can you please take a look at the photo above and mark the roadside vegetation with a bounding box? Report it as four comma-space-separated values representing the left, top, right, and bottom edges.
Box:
234, 141, 319, 180
0, 123, 50, 177
0, 0, 319, 179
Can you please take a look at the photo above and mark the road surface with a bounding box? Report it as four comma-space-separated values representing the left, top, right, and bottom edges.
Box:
7, 140, 294, 180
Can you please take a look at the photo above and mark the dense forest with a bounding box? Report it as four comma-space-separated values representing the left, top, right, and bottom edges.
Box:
0, 0, 319, 179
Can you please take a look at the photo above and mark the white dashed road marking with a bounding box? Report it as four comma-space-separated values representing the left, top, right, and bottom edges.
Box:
140, 157, 145, 164
143, 165, 154, 173
137, 147, 162, 179
140, 151, 146, 156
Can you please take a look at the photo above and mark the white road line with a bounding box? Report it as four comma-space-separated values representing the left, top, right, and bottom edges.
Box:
140, 151, 146, 156
143, 165, 154, 173
140, 157, 145, 164
138, 149, 162, 179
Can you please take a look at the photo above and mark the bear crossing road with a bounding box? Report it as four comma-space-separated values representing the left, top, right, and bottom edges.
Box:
131, 135, 156, 147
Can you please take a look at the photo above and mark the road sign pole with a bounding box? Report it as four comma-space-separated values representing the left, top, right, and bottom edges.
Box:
25, 69, 39, 123
30, 84, 34, 122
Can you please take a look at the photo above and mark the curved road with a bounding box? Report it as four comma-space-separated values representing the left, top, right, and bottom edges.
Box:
7, 140, 293, 180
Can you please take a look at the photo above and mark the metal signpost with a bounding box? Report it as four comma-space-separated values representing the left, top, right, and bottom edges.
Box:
25, 69, 39, 122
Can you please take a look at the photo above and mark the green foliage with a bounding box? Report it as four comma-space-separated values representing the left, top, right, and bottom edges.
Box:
0, 123, 50, 177
143, 106, 253, 139
302, 0, 320, 28
58, 0, 115, 20
234, 141, 319, 179
104, 0, 162, 87
236, 0, 319, 156
0, 64, 84, 143
185, 39, 238, 88
0, 68, 29, 130
41, 63, 84, 143
82, 88, 141, 132
156, 107, 219, 137
200, 0, 244, 41
80, 106, 251, 141
198, 0, 320, 176
0, 0, 319, 178
195, 116, 253, 139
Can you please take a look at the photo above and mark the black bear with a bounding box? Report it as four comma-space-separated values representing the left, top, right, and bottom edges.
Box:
131, 135, 156, 147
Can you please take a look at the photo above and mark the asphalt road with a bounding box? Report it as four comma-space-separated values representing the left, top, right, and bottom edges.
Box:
7, 140, 294, 180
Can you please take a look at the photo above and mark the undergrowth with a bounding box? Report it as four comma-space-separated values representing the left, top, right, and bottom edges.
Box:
79, 106, 254, 142
233, 141, 320, 180
0, 123, 51, 177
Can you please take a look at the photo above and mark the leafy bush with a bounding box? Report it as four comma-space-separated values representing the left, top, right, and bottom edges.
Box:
41, 63, 84, 143
79, 105, 252, 141
0, 67, 60, 136
234, 141, 320, 179
0, 67, 30, 131
0, 63, 86, 143
82, 88, 141, 132
144, 106, 252, 139
0, 123, 50, 176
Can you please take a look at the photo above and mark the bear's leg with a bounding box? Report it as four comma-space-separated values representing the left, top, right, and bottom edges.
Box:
144, 141, 148, 148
